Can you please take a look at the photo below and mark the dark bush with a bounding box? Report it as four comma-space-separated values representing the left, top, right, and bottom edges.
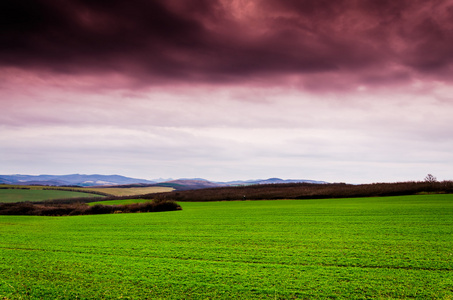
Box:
0, 200, 181, 216
152, 200, 182, 212
0, 202, 36, 215
90, 204, 114, 215
68, 204, 90, 216
149, 181, 453, 202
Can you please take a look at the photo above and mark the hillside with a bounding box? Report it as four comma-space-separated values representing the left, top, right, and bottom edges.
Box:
149, 181, 453, 202
0, 174, 326, 190
219, 178, 327, 185
0, 174, 156, 187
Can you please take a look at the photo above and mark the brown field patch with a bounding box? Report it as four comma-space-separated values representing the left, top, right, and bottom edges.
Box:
89, 186, 174, 196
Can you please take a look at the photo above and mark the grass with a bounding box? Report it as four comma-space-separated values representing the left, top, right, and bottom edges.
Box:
86, 199, 150, 206
0, 194, 452, 299
0, 185, 174, 197
89, 186, 174, 196
0, 189, 103, 203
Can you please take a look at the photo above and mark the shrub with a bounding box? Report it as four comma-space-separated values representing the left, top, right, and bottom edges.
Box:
150, 181, 453, 202
0, 200, 181, 216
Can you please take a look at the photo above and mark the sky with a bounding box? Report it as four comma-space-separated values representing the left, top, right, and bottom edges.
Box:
1, 0, 453, 183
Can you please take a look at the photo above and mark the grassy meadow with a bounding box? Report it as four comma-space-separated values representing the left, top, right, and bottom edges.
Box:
86, 198, 151, 206
0, 195, 452, 299
0, 185, 174, 197
0, 189, 104, 203
90, 186, 174, 197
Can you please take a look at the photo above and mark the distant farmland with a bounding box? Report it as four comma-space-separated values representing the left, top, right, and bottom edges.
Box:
0, 185, 178, 216
0, 185, 174, 204
90, 186, 174, 196
0, 194, 452, 299
0, 188, 104, 203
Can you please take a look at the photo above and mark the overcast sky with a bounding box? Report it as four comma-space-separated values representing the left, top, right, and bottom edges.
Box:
1, 0, 453, 183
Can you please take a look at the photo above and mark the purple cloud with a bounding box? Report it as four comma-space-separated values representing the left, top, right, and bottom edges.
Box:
1, 0, 452, 89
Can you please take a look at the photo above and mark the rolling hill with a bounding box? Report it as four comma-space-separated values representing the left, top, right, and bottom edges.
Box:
0, 174, 156, 187
0, 174, 327, 190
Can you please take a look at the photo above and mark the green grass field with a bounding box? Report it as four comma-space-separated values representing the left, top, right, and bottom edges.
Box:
89, 186, 174, 196
1, 195, 452, 299
86, 198, 150, 206
0, 189, 103, 203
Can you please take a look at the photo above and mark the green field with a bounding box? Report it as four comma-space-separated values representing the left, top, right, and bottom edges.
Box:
89, 186, 174, 196
0, 189, 103, 203
86, 198, 150, 206
1, 195, 452, 299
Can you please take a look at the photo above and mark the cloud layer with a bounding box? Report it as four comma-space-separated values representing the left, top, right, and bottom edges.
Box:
2, 0, 453, 89
1, 0, 453, 182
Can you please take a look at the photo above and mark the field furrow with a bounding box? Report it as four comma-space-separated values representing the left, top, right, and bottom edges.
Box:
0, 195, 452, 299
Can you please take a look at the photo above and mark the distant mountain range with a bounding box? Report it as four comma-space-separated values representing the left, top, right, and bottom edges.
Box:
0, 174, 156, 187
218, 177, 326, 186
0, 174, 327, 189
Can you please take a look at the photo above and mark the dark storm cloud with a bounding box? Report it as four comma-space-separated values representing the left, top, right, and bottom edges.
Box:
1, 0, 207, 74
1, 0, 452, 86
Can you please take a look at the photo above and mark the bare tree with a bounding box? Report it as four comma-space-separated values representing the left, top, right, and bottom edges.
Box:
424, 174, 437, 183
